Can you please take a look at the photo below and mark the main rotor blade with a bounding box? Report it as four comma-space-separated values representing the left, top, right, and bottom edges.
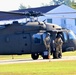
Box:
44, 16, 76, 19
0, 11, 25, 15
45, 12, 76, 15
0, 11, 44, 21
0, 10, 76, 21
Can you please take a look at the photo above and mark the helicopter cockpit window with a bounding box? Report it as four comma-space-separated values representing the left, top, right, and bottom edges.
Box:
33, 34, 41, 44
63, 32, 68, 42
68, 31, 76, 40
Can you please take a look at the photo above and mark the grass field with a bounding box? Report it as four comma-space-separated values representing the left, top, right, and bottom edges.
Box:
63, 51, 76, 56
0, 60, 76, 75
0, 51, 76, 75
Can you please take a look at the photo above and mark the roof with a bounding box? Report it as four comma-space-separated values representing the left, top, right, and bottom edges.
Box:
13, 5, 59, 13
0, 5, 59, 21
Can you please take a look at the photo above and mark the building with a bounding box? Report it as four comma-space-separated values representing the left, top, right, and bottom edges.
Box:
38, 4, 76, 34
0, 4, 76, 34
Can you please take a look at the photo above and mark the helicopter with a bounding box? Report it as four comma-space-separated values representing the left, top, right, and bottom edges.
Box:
0, 11, 76, 60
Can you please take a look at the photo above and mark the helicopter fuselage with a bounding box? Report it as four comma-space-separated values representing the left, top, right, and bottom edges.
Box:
0, 21, 76, 59
0, 22, 46, 55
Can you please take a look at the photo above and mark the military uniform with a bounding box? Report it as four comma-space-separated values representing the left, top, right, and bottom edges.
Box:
54, 34, 63, 58
43, 33, 51, 59
44, 34, 51, 50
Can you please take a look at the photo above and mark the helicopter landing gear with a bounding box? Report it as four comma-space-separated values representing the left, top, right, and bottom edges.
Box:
31, 53, 39, 60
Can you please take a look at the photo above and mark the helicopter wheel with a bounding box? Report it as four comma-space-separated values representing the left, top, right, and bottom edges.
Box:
31, 53, 39, 60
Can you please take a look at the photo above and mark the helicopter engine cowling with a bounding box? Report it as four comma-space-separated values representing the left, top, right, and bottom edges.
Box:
46, 23, 62, 31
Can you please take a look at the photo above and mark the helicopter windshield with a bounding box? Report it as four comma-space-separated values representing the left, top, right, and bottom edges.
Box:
63, 32, 68, 42
68, 30, 76, 40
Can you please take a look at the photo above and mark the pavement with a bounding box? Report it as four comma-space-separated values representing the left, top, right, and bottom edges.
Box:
0, 56, 76, 64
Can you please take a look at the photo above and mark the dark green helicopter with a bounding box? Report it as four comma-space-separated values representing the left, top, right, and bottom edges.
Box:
0, 11, 76, 60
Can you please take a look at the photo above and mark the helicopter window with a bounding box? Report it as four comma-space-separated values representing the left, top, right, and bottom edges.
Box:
63, 32, 68, 42
68, 31, 76, 40
33, 34, 41, 43
47, 19, 52, 23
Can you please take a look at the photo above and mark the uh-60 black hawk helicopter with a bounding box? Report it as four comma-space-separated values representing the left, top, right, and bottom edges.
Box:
0, 11, 76, 60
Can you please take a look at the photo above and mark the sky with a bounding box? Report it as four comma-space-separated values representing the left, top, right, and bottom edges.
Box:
0, 0, 51, 11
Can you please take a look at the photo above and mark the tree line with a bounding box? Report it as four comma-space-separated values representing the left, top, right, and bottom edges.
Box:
19, 0, 76, 9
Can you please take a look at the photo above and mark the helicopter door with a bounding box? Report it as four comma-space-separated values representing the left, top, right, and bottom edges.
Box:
32, 33, 43, 53
3, 33, 31, 54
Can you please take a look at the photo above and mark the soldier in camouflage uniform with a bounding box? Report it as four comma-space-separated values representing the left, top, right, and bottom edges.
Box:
44, 33, 51, 50
43, 33, 51, 59
54, 34, 63, 58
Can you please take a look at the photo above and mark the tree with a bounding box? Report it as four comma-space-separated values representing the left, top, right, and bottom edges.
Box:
52, 0, 72, 7
64, 0, 71, 7
53, 0, 64, 5
19, 4, 27, 9
19, 4, 31, 10
52, 0, 76, 9
71, 0, 76, 9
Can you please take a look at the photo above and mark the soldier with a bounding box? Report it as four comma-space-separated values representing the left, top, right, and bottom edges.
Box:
44, 33, 51, 50
54, 34, 63, 58
43, 33, 51, 59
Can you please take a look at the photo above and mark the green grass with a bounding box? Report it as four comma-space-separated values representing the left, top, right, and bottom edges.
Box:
63, 51, 76, 56
0, 60, 76, 75
0, 51, 76, 75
